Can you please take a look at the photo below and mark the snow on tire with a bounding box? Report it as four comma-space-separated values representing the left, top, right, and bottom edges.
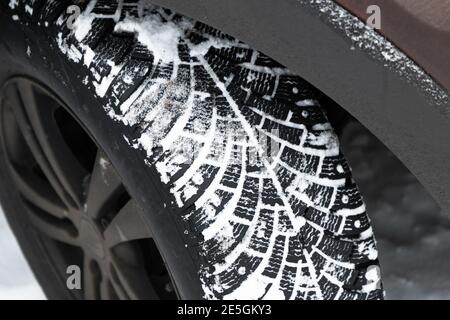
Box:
12, 0, 383, 300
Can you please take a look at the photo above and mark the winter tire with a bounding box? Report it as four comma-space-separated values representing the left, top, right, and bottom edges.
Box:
0, 0, 383, 300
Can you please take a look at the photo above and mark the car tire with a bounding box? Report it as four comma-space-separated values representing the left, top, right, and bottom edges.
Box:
0, 0, 382, 300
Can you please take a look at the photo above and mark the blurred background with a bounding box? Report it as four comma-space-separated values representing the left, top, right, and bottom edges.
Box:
341, 118, 450, 299
0, 209, 45, 299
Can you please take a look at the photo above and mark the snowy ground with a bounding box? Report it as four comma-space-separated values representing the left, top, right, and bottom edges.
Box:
0, 210, 45, 300
0, 118, 449, 300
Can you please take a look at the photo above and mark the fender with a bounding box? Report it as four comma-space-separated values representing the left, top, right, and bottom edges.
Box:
338, 0, 450, 92
151, 0, 450, 213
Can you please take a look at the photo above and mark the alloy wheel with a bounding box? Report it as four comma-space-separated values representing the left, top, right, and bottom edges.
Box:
0, 78, 176, 300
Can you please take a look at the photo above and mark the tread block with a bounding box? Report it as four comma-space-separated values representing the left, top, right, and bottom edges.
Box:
232, 67, 277, 97
212, 252, 263, 296
277, 210, 294, 233
82, 18, 116, 49
190, 189, 233, 232
262, 235, 286, 278
331, 182, 364, 212
131, 43, 155, 61
274, 164, 297, 192
320, 154, 352, 180
318, 276, 340, 300
262, 178, 284, 206
246, 94, 291, 121
209, 46, 253, 64
93, 0, 119, 16
193, 65, 222, 95
304, 208, 343, 234
39, 0, 72, 22
317, 235, 353, 262
203, 222, 249, 262
248, 209, 275, 254
280, 147, 320, 176
254, 52, 284, 68
275, 75, 316, 102
280, 265, 297, 299
184, 99, 214, 136
220, 144, 243, 187
107, 58, 152, 108
286, 236, 303, 263
299, 223, 321, 248
234, 177, 259, 221
194, 22, 234, 40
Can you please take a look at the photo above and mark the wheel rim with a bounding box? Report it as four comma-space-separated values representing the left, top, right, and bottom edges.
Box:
0, 78, 177, 300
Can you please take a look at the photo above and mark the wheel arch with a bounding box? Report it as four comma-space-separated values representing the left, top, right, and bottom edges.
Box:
152, 0, 450, 213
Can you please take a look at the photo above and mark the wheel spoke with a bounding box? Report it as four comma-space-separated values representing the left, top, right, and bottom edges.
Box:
14, 82, 88, 209
104, 199, 152, 249
6, 85, 71, 208
109, 265, 130, 300
99, 279, 118, 300
25, 201, 79, 246
83, 257, 101, 300
86, 151, 125, 220
2, 79, 176, 301
110, 255, 159, 300
9, 164, 69, 219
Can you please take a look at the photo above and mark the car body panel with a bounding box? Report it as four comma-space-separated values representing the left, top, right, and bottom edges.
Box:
337, 0, 450, 92
151, 0, 450, 214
